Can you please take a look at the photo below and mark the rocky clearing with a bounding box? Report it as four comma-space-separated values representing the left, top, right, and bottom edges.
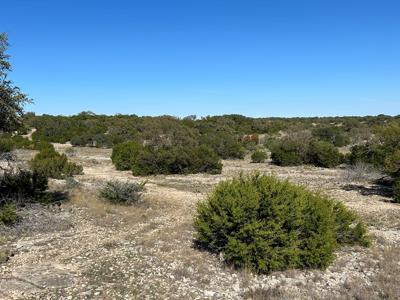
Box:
1, 145, 399, 299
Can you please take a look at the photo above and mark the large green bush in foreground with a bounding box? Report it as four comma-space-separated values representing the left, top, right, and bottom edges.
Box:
194, 174, 369, 274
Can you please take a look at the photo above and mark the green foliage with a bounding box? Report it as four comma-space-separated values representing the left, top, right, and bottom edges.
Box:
0, 204, 18, 225
264, 137, 279, 151
0, 169, 48, 200
349, 122, 400, 203
307, 141, 342, 168
349, 144, 388, 168
251, 150, 267, 163
30, 146, 83, 179
333, 202, 370, 246
384, 149, 400, 178
0, 33, 31, 133
131, 144, 222, 176
0, 137, 14, 153
194, 174, 369, 274
271, 135, 342, 168
112, 142, 222, 176
312, 126, 350, 147
270, 139, 304, 166
393, 180, 400, 203
99, 180, 146, 205
0, 135, 55, 153
0, 169, 49, 225
111, 141, 142, 171
25, 113, 399, 152
199, 131, 245, 159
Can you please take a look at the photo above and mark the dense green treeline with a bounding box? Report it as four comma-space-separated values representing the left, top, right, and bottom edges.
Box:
24, 112, 399, 148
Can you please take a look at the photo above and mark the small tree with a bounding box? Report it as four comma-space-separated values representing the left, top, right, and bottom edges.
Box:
0, 33, 31, 133
251, 150, 267, 163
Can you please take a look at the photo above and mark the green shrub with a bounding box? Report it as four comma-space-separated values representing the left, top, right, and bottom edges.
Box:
307, 141, 342, 168
349, 144, 388, 168
393, 180, 400, 203
0, 204, 18, 225
312, 127, 350, 147
99, 180, 146, 205
0, 169, 49, 225
112, 142, 222, 176
251, 150, 267, 163
30, 147, 83, 179
194, 174, 369, 274
270, 140, 303, 166
384, 149, 400, 178
191, 145, 223, 174
264, 137, 279, 151
200, 133, 245, 159
32, 140, 54, 151
0, 169, 48, 200
111, 141, 142, 171
0, 136, 46, 153
271, 138, 342, 168
0, 138, 14, 153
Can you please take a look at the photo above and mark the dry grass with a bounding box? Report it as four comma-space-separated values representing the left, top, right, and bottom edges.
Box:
342, 162, 383, 183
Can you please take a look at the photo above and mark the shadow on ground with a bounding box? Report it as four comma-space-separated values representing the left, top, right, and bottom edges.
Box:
342, 184, 393, 199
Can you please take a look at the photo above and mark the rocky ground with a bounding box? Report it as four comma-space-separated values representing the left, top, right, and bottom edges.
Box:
1, 145, 399, 299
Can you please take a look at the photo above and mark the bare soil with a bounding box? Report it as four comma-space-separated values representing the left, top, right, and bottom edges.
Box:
1, 145, 399, 299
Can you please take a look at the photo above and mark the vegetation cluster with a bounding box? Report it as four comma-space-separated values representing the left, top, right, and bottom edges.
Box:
194, 174, 370, 274
112, 141, 222, 175
99, 180, 146, 205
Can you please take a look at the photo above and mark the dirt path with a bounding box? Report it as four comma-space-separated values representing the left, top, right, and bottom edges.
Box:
1, 146, 399, 299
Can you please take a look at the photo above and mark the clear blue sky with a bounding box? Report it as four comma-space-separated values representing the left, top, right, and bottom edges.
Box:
1, 0, 399, 117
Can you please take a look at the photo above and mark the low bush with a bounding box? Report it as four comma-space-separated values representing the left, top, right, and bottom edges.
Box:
393, 180, 400, 203
0, 169, 49, 225
0, 136, 52, 153
270, 140, 303, 166
0, 169, 48, 201
348, 123, 400, 203
0, 204, 18, 225
384, 149, 400, 178
30, 146, 83, 179
349, 144, 388, 168
111, 141, 142, 171
342, 162, 383, 183
132, 145, 222, 176
251, 150, 267, 163
0, 138, 14, 153
312, 127, 350, 147
112, 142, 222, 176
307, 141, 342, 168
200, 133, 246, 159
271, 137, 342, 168
99, 180, 146, 205
264, 137, 279, 151
194, 174, 369, 274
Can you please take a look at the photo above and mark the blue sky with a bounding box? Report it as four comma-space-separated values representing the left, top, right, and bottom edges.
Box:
1, 0, 399, 117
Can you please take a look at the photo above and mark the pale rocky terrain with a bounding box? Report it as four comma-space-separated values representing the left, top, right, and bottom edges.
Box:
1, 145, 399, 299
